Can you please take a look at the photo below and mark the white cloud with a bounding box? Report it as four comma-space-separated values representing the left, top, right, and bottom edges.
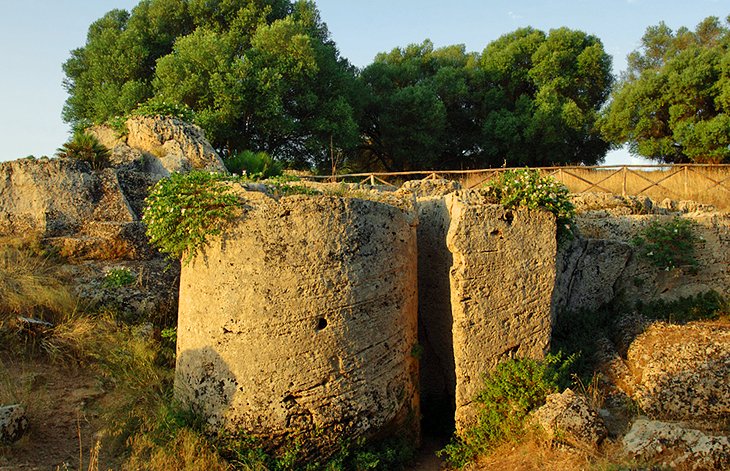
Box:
508, 11, 523, 20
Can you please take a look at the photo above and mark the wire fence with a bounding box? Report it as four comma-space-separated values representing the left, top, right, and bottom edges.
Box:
303, 164, 730, 210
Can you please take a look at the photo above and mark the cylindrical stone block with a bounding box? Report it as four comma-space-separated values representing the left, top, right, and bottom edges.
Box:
175, 192, 419, 459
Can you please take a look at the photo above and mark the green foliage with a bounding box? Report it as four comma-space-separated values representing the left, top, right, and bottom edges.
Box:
55, 131, 111, 170
439, 354, 574, 468
601, 16, 730, 163
486, 169, 574, 220
142, 171, 245, 264
103, 267, 136, 289
632, 216, 699, 271
224, 150, 283, 179
216, 432, 415, 471
485, 169, 575, 239
637, 290, 727, 323
106, 115, 128, 138
133, 98, 196, 122
63, 0, 360, 168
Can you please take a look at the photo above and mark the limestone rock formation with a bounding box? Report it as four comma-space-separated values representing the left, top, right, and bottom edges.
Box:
531, 388, 608, 450
0, 158, 135, 238
175, 192, 419, 460
91, 116, 226, 177
623, 418, 729, 470
625, 321, 730, 427
0, 404, 28, 444
446, 191, 557, 432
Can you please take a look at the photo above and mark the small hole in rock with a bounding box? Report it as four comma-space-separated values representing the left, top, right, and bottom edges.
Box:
316, 318, 328, 331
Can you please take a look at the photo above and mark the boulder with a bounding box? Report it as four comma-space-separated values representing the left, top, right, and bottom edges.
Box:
175, 191, 419, 460
623, 418, 729, 470
124, 116, 225, 176
0, 404, 28, 444
626, 322, 730, 428
399, 178, 461, 198
531, 388, 608, 450
0, 159, 136, 238
446, 190, 557, 432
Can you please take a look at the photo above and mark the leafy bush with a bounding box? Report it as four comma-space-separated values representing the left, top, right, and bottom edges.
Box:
133, 99, 196, 123
142, 171, 245, 264
637, 291, 727, 323
632, 216, 698, 271
439, 354, 574, 468
103, 268, 136, 289
485, 169, 575, 236
106, 115, 129, 138
55, 131, 111, 170
224, 150, 283, 179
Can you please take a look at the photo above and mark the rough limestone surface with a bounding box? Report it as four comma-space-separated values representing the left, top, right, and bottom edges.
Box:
124, 116, 226, 175
0, 158, 136, 238
573, 206, 730, 304
552, 238, 633, 313
446, 190, 557, 432
175, 192, 419, 459
625, 321, 730, 427
623, 418, 729, 470
0, 404, 28, 444
531, 388, 608, 450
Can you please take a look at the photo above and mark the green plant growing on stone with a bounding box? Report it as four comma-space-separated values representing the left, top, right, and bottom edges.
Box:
485, 169, 575, 237
103, 268, 136, 289
55, 131, 111, 170
224, 150, 283, 179
438, 353, 574, 468
142, 171, 245, 264
133, 99, 196, 123
637, 291, 727, 324
632, 216, 699, 271
106, 115, 129, 138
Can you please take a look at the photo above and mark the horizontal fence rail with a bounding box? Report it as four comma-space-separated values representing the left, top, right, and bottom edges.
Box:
302, 164, 730, 210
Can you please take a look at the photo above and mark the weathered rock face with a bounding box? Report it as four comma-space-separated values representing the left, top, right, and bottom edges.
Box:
623, 418, 729, 470
0, 158, 136, 239
552, 238, 632, 313
446, 191, 557, 432
91, 116, 226, 177
625, 322, 730, 427
552, 195, 730, 323
0, 404, 28, 444
175, 192, 419, 459
531, 388, 608, 450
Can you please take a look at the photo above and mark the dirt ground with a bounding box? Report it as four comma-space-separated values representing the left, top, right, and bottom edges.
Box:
0, 356, 113, 471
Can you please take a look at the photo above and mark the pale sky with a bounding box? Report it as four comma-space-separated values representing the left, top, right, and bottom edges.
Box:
0, 0, 727, 164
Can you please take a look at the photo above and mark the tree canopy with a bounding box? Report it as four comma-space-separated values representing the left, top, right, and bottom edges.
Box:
63, 0, 359, 169
355, 28, 613, 171
63, 1, 641, 171
601, 16, 730, 163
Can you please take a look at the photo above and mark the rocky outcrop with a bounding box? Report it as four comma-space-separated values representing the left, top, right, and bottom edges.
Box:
531, 388, 608, 450
91, 116, 225, 177
446, 190, 557, 432
175, 192, 419, 460
0, 404, 28, 444
625, 322, 730, 427
623, 418, 729, 470
0, 158, 136, 239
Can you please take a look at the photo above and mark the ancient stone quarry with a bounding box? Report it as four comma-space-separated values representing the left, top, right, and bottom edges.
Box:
1, 119, 729, 467
175, 192, 420, 458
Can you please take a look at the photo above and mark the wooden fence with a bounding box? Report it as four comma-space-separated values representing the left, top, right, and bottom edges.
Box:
303, 164, 730, 210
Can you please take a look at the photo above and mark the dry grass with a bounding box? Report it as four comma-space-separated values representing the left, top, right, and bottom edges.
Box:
546, 166, 730, 210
